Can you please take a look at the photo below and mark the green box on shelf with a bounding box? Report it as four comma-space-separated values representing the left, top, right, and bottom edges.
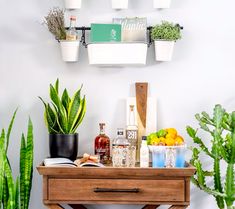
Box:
90, 23, 122, 43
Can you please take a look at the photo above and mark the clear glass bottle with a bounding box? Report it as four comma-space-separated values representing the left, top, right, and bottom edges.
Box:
126, 105, 138, 167
66, 16, 78, 41
112, 128, 130, 167
94, 123, 111, 164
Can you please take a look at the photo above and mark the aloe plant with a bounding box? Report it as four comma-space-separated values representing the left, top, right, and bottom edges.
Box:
39, 79, 86, 134
0, 110, 34, 209
187, 104, 235, 209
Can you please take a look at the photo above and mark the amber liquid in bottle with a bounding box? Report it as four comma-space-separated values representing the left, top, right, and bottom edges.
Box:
94, 123, 111, 164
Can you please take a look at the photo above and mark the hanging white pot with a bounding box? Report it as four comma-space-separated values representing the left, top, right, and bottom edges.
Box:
60, 40, 80, 62
154, 40, 175, 61
64, 0, 82, 9
112, 0, 128, 9
153, 0, 171, 8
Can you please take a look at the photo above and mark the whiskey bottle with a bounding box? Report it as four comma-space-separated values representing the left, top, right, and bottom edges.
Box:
66, 16, 78, 41
94, 123, 111, 164
126, 105, 138, 167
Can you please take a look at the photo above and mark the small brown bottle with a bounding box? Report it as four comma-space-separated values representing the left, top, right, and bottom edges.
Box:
94, 123, 111, 164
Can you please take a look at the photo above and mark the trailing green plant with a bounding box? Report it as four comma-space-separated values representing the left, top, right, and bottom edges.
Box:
151, 21, 182, 41
44, 8, 66, 41
39, 79, 86, 134
187, 104, 235, 209
0, 110, 34, 209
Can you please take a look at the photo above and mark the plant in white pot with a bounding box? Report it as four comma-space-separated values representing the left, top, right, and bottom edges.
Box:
44, 8, 80, 62
151, 21, 182, 61
153, 0, 171, 9
64, 0, 82, 9
112, 0, 128, 9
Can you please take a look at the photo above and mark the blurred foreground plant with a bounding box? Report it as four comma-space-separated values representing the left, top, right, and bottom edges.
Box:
0, 110, 34, 209
187, 104, 235, 209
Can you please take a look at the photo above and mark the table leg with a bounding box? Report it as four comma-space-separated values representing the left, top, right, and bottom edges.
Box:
69, 204, 88, 209
169, 206, 188, 209
45, 204, 64, 209
142, 205, 160, 209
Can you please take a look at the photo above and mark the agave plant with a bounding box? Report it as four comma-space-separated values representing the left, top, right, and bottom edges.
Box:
0, 110, 34, 209
39, 79, 86, 134
187, 104, 235, 209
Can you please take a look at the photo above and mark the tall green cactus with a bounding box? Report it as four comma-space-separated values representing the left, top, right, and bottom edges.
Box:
0, 110, 34, 209
187, 104, 235, 209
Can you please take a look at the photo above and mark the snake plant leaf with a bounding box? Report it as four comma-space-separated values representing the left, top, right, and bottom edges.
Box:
0, 129, 5, 151
20, 133, 26, 209
24, 118, 33, 209
6, 109, 17, 152
54, 79, 59, 94
61, 88, 70, 112
0, 143, 4, 209
71, 97, 86, 133
50, 84, 68, 132
68, 88, 81, 132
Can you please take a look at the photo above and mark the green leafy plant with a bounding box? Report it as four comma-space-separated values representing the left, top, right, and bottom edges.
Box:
151, 21, 182, 41
0, 110, 34, 209
44, 8, 66, 41
39, 79, 86, 134
187, 104, 235, 209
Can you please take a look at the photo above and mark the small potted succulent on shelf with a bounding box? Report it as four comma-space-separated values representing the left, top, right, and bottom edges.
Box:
39, 79, 86, 160
153, 0, 171, 9
64, 0, 82, 9
112, 0, 128, 9
44, 8, 80, 62
151, 21, 182, 61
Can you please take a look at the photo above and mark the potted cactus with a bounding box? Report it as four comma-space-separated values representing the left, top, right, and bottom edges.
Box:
153, 0, 171, 9
187, 104, 235, 209
39, 79, 86, 161
64, 0, 82, 9
112, 0, 128, 9
0, 110, 34, 209
151, 21, 182, 61
44, 8, 80, 62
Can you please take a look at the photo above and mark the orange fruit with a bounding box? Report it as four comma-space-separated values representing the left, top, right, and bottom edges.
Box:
165, 137, 175, 146
166, 128, 178, 138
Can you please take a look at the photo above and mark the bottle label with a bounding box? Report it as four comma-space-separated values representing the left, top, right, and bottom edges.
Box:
126, 130, 138, 141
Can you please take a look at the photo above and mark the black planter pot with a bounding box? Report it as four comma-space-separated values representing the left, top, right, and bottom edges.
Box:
49, 133, 78, 161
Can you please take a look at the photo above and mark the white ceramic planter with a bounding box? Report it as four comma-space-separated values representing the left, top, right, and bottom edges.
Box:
153, 0, 171, 8
88, 43, 147, 65
112, 0, 128, 9
60, 40, 80, 62
64, 0, 82, 9
154, 40, 175, 61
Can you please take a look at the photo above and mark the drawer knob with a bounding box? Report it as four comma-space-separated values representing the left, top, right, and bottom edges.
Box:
94, 188, 140, 193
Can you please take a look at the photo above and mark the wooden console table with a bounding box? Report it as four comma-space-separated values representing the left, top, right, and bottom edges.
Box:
37, 164, 196, 209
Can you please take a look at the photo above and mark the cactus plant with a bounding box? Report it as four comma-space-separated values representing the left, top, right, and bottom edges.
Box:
187, 104, 235, 209
0, 110, 34, 209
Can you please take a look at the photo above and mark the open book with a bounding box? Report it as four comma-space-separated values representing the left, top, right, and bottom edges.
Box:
44, 158, 77, 167
43, 158, 104, 167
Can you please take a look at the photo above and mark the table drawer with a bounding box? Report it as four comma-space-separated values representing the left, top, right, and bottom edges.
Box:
48, 179, 185, 202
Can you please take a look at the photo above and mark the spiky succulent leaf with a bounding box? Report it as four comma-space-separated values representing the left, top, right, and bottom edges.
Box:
61, 88, 70, 112
6, 109, 17, 152
225, 163, 235, 207
20, 134, 26, 209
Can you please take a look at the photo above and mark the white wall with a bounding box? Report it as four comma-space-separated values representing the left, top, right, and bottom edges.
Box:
0, 0, 235, 208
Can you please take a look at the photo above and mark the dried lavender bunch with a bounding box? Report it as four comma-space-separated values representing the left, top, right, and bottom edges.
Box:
44, 8, 66, 41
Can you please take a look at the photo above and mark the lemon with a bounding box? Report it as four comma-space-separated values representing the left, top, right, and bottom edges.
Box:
166, 133, 177, 139
175, 135, 184, 145
166, 128, 177, 138
165, 137, 175, 146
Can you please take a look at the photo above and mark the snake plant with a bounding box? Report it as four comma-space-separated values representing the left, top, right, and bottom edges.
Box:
187, 104, 235, 209
0, 110, 34, 209
39, 79, 86, 134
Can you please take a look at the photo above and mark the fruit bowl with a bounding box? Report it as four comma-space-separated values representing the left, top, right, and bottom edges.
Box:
148, 144, 187, 168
